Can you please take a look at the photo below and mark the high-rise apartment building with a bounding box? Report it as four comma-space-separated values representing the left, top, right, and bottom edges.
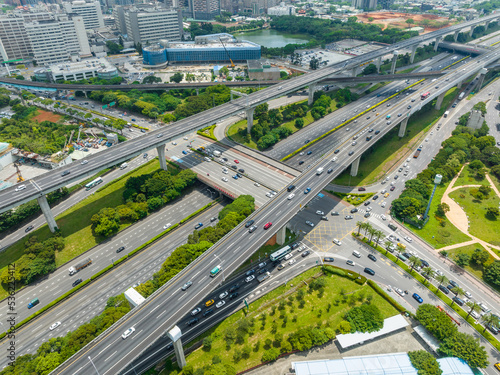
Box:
25, 15, 91, 65
116, 6, 182, 45
63, 1, 104, 30
351, 0, 376, 9
186, 0, 220, 20
0, 12, 53, 61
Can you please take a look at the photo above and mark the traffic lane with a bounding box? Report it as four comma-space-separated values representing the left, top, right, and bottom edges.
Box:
0, 187, 216, 325
0, 204, 225, 369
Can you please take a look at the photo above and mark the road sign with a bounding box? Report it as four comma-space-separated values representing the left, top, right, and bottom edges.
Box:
109, 101, 116, 106
102, 105, 108, 109
244, 299, 249, 309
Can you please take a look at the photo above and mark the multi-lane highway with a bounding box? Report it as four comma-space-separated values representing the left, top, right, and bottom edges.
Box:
2, 12, 500, 214
51, 45, 500, 374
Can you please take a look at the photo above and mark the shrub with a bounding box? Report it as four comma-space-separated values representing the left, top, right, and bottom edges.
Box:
261, 347, 280, 362
344, 304, 384, 333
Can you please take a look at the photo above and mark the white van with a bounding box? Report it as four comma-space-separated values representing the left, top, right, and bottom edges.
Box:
204, 157, 211, 162
120, 163, 128, 169
352, 251, 361, 258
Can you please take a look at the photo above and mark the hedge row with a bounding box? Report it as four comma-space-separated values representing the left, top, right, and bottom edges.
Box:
94, 158, 158, 193
322, 264, 367, 285
197, 124, 218, 141
0, 200, 217, 340
281, 79, 425, 161
367, 279, 407, 314
352, 233, 500, 351
69, 104, 149, 130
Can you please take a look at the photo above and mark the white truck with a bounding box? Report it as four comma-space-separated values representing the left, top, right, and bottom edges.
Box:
316, 167, 324, 175
444, 111, 449, 118
213, 150, 221, 157
458, 92, 465, 100
120, 162, 128, 169
69, 258, 92, 276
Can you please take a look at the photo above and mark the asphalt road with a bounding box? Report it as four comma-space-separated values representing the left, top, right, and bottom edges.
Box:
2, 13, 499, 213
0, 202, 226, 370
0, 187, 217, 327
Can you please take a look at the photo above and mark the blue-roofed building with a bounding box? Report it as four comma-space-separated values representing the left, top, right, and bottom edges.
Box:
292, 353, 475, 375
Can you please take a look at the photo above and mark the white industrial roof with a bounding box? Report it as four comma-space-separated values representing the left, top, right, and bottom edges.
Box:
293, 352, 417, 375
438, 357, 474, 375
336, 315, 409, 349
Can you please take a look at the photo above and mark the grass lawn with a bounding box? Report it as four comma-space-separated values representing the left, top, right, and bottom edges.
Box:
183, 267, 399, 373
453, 166, 490, 188
332, 88, 458, 186
446, 243, 495, 281
449, 187, 500, 247
0, 160, 165, 299
226, 98, 337, 150
403, 185, 471, 248
488, 171, 500, 193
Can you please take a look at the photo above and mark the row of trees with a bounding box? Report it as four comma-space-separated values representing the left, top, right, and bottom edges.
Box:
416, 304, 489, 369
91, 169, 197, 238
136, 195, 255, 298
391, 113, 499, 222
0, 295, 131, 375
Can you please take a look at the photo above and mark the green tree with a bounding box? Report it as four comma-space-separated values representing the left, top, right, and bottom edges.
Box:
295, 117, 304, 128
406, 18, 414, 25
486, 207, 499, 219
408, 350, 442, 375
439, 332, 489, 368
421, 267, 435, 284
465, 301, 481, 320
409, 256, 422, 273
106, 41, 123, 54
143, 75, 162, 84
435, 274, 448, 287
170, 72, 184, 83
455, 253, 470, 267
484, 260, 500, 287
362, 63, 377, 75
309, 57, 320, 70
481, 313, 499, 333
470, 248, 490, 265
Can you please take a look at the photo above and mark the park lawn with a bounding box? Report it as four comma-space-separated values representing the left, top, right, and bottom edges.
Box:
333, 87, 458, 186
403, 185, 471, 248
453, 165, 490, 188
488, 170, 500, 193
449, 187, 500, 247
446, 243, 495, 281
183, 267, 399, 373
0, 160, 163, 299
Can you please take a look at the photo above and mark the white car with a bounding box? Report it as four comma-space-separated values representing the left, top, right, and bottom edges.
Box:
284, 253, 293, 261
404, 236, 413, 243
219, 291, 228, 299
435, 269, 444, 277
299, 152, 304, 156
266, 192, 272, 198
305, 220, 314, 227
316, 210, 325, 215
395, 288, 405, 297
172, 141, 177, 145
222, 177, 228, 182
222, 169, 228, 174
183, 136, 188, 140
388, 235, 396, 241
191, 307, 201, 315
288, 193, 295, 200
81, 160, 88, 165
381, 202, 386, 208
333, 238, 341, 246
331, 157, 337, 162
381, 189, 387, 194
366, 207, 372, 212
245, 275, 255, 283
381, 214, 387, 221
163, 223, 172, 229
254, 183, 260, 187
464, 291, 472, 299
122, 327, 135, 339
15, 185, 26, 192
49, 321, 61, 331
288, 258, 296, 265
216, 300, 226, 308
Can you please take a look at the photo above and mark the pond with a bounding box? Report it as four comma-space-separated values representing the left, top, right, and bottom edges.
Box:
234, 29, 310, 48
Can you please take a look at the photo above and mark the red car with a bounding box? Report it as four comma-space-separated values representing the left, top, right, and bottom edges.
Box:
390, 186, 396, 191
358, 187, 366, 191
264, 222, 272, 230
234, 159, 239, 164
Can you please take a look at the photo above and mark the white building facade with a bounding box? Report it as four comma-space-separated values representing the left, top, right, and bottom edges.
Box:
63, 1, 104, 30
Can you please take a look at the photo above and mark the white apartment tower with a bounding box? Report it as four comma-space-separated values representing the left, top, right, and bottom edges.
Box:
63, 1, 104, 30
25, 15, 91, 66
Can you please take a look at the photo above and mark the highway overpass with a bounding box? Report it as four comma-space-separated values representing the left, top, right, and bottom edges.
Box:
50, 38, 500, 375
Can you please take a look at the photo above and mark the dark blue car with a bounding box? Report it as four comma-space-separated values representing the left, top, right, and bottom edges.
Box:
412, 293, 423, 303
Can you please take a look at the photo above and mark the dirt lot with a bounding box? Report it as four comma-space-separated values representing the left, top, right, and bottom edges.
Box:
32, 109, 62, 123
357, 12, 450, 32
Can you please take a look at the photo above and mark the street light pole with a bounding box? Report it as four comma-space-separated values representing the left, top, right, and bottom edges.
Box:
214, 254, 225, 281
88, 356, 100, 375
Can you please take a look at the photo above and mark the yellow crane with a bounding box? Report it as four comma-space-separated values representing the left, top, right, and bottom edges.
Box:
15, 163, 24, 183
219, 37, 235, 68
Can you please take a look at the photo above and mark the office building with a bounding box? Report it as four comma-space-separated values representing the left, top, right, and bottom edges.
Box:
351, 0, 376, 9
0, 12, 52, 61
35, 57, 118, 81
63, 1, 104, 30
25, 15, 91, 66
143, 33, 260, 65
186, 0, 220, 20
117, 5, 182, 45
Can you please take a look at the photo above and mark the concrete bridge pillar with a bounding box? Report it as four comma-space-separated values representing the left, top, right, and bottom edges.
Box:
376, 56, 382, 73
399, 116, 409, 138
196, 88, 200, 96
37, 195, 58, 232
470, 25, 476, 38
308, 83, 317, 106
246, 106, 255, 133
485, 21, 491, 29
454, 30, 460, 42
156, 144, 168, 171
390, 53, 398, 75
350, 156, 361, 177
456, 80, 462, 89
434, 36, 442, 52
276, 225, 287, 245
435, 92, 445, 110
351, 66, 357, 77
168, 326, 186, 369
477, 71, 487, 90
410, 45, 418, 64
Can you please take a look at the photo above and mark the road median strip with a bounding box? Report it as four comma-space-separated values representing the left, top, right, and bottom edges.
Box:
0, 199, 218, 341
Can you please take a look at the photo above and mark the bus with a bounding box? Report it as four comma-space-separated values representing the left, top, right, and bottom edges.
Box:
85, 177, 103, 191
270, 245, 292, 262
210, 265, 221, 277
421, 92, 430, 100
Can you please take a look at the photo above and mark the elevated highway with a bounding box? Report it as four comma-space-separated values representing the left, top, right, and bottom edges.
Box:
51, 39, 500, 375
